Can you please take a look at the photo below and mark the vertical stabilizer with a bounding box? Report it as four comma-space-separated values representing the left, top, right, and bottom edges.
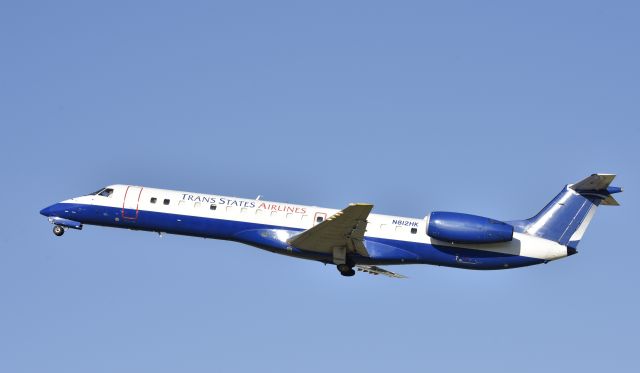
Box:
510, 174, 622, 249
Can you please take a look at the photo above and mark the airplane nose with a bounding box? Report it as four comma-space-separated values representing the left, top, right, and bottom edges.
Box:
40, 205, 56, 217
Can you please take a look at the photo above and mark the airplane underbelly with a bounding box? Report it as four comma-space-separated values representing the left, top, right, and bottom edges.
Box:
362, 237, 545, 269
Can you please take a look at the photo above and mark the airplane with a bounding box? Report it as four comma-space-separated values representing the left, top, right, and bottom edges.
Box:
39, 174, 622, 278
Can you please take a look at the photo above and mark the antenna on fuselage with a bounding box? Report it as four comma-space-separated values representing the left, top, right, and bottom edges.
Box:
256, 195, 262, 200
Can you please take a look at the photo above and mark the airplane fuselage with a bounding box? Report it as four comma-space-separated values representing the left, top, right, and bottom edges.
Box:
40, 184, 572, 272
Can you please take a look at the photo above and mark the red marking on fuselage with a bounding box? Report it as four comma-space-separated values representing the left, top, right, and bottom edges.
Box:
122, 186, 144, 220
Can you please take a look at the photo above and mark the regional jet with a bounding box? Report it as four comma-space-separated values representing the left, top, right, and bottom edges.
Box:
40, 174, 622, 278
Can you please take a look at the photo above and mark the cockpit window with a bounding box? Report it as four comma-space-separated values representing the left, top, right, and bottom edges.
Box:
89, 188, 106, 195
88, 187, 113, 197
99, 188, 113, 197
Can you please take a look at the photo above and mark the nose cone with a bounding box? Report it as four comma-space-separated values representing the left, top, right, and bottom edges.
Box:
40, 204, 57, 217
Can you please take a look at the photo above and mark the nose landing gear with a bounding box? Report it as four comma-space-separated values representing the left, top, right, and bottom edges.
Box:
53, 225, 65, 237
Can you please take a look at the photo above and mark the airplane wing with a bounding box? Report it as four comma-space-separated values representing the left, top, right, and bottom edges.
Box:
356, 265, 407, 279
287, 203, 373, 257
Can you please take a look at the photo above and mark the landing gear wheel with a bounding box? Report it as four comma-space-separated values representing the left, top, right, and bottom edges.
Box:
53, 225, 64, 237
342, 269, 356, 277
337, 264, 356, 277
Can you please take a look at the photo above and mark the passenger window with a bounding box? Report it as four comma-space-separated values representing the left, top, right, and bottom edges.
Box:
163, 199, 170, 205
150, 197, 157, 204
411, 227, 418, 234
313, 212, 327, 225
210, 204, 217, 211
178, 200, 185, 207
99, 188, 113, 197
194, 202, 201, 208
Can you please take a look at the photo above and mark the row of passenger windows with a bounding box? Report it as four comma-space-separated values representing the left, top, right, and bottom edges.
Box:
146, 196, 419, 234
149, 197, 169, 205
150, 197, 171, 205
149, 197, 218, 210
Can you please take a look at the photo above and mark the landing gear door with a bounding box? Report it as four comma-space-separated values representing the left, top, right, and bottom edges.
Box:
122, 186, 143, 220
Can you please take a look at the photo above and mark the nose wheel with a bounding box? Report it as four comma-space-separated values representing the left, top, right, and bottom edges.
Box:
53, 225, 65, 236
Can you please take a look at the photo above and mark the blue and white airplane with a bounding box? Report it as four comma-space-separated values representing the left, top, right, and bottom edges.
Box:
40, 174, 621, 278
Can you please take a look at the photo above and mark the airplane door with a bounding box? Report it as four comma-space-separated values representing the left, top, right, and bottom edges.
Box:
122, 186, 143, 220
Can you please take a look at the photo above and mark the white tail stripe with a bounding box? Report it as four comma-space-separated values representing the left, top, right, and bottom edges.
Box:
568, 204, 597, 243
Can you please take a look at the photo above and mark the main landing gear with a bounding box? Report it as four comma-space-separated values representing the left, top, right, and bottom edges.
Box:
53, 225, 65, 237
337, 263, 356, 277
333, 247, 356, 277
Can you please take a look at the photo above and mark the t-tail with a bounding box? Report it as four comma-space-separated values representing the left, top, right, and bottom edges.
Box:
510, 174, 622, 251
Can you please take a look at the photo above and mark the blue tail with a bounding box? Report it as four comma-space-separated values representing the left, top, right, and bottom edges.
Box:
510, 174, 622, 249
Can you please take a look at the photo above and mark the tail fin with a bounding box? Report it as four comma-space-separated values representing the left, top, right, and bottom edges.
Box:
510, 174, 622, 249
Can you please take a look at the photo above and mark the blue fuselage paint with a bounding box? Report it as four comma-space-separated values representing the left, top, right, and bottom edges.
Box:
41, 202, 545, 270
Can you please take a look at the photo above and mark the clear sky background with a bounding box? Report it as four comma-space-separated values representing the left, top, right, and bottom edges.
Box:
1, 1, 638, 372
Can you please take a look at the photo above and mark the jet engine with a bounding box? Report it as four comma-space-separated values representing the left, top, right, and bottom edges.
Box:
427, 211, 513, 244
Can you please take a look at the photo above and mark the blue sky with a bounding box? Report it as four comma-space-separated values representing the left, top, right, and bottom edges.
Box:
1, 1, 638, 372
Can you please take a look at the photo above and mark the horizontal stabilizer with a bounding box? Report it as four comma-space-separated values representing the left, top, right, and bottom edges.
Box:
571, 174, 616, 192
569, 173, 622, 206
600, 195, 620, 206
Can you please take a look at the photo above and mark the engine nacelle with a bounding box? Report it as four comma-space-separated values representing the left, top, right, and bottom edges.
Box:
427, 212, 513, 244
